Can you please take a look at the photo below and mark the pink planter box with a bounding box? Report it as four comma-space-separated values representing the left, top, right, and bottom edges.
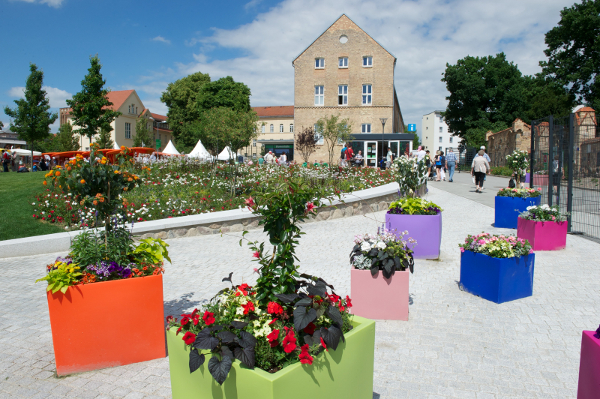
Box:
577, 331, 600, 399
350, 268, 409, 321
517, 218, 567, 251
533, 174, 548, 186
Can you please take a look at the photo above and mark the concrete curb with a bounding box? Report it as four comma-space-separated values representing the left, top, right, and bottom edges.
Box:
0, 182, 401, 259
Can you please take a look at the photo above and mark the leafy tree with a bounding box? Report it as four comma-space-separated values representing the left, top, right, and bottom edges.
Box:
410, 130, 421, 149
0, 121, 3, 130
196, 76, 252, 112
56, 123, 80, 151
3, 63, 57, 168
96, 126, 114, 149
133, 117, 152, 147
541, 0, 600, 110
523, 75, 574, 120
160, 71, 211, 148
441, 53, 528, 148
296, 126, 318, 163
66, 56, 121, 142
315, 115, 353, 165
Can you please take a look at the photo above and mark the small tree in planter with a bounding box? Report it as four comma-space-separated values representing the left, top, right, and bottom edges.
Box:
165, 179, 376, 398
392, 156, 428, 198
577, 325, 600, 399
349, 230, 414, 320
495, 187, 542, 229
459, 233, 535, 304
505, 150, 529, 185
517, 204, 569, 250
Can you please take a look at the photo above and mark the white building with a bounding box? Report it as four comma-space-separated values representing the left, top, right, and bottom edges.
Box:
421, 110, 461, 153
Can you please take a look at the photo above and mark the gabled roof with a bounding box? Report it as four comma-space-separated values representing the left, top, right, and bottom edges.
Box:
292, 14, 396, 64
150, 112, 167, 122
106, 90, 135, 111
578, 106, 595, 112
252, 106, 294, 118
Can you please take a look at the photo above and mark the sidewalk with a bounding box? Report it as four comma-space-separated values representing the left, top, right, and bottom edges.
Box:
427, 170, 510, 208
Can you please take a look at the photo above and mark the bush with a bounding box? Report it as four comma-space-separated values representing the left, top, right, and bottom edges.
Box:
490, 166, 513, 177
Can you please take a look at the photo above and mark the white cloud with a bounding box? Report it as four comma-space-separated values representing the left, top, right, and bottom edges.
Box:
244, 0, 263, 11
8, 86, 72, 109
11, 0, 64, 8
152, 36, 171, 45
142, 0, 575, 129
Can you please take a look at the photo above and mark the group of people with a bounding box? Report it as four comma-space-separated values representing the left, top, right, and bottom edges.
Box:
258, 150, 288, 166
2, 151, 52, 173
413, 146, 459, 182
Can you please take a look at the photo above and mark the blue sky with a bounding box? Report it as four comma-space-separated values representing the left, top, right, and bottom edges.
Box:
1, 0, 577, 133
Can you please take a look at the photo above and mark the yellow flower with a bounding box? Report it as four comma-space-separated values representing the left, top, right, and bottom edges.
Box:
80, 179, 85, 184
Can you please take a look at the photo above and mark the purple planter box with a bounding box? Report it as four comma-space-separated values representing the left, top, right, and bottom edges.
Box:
517, 218, 567, 251
350, 268, 409, 321
525, 172, 530, 183
577, 331, 600, 399
386, 212, 442, 259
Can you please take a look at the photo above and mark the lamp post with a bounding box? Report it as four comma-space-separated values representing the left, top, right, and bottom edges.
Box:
380, 118, 388, 167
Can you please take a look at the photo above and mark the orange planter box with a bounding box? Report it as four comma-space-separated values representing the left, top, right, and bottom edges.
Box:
46, 274, 166, 375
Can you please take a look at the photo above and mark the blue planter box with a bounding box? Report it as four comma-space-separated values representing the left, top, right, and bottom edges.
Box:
460, 251, 535, 304
495, 196, 541, 229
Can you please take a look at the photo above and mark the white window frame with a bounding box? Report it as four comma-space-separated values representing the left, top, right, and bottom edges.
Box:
261, 124, 265, 133
279, 124, 284, 133
338, 85, 348, 106
439, 127, 443, 133
270, 124, 274, 133
362, 56, 373, 67
439, 137, 442, 143
314, 124, 324, 145
439, 146, 442, 151
362, 84, 372, 105
290, 124, 294, 133
338, 57, 348, 68
361, 123, 371, 133
314, 86, 324, 106
315, 58, 324, 69
125, 122, 131, 139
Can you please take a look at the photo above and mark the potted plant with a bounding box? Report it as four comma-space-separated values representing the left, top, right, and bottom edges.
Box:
349, 230, 414, 320
495, 187, 542, 229
385, 197, 442, 259
505, 150, 529, 187
36, 145, 170, 376
458, 233, 535, 304
517, 204, 568, 251
392, 156, 428, 197
577, 325, 600, 399
165, 179, 375, 398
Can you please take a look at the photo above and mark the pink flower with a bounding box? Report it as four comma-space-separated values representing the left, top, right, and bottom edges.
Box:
253, 268, 259, 274
245, 197, 255, 210
551, 216, 555, 221
529, 249, 534, 254
305, 202, 315, 213
252, 251, 260, 258
460, 247, 465, 253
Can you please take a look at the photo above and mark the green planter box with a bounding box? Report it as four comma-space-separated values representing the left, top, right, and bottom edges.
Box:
166, 315, 375, 399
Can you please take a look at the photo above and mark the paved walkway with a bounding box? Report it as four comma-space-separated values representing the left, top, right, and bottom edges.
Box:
1, 186, 599, 398
427, 170, 511, 209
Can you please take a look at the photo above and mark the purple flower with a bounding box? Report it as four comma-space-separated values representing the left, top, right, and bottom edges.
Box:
595, 325, 600, 339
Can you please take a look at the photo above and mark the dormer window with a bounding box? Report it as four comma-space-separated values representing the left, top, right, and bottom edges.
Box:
315, 58, 324, 69
338, 57, 348, 68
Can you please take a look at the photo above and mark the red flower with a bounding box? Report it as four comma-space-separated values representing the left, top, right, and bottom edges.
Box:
345, 295, 353, 308
282, 327, 297, 353
328, 293, 340, 304
303, 322, 316, 335
245, 196, 255, 210
180, 315, 191, 326
166, 315, 175, 323
320, 337, 328, 351
192, 313, 200, 325
267, 302, 283, 315
182, 332, 196, 345
252, 251, 260, 258
339, 304, 345, 312
242, 301, 255, 315
298, 344, 314, 365
268, 318, 277, 325
176, 326, 183, 335
202, 311, 215, 326
267, 329, 280, 347
235, 283, 251, 296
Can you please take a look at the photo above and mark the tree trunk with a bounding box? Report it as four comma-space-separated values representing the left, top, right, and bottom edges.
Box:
30, 143, 34, 171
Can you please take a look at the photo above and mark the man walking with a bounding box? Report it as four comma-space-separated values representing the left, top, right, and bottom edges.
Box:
344, 144, 354, 166
445, 148, 458, 182
480, 146, 490, 184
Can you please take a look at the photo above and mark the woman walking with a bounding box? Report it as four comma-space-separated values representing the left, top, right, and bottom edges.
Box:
471, 150, 490, 193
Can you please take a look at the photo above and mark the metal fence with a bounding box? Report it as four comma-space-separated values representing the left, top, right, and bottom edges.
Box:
530, 113, 600, 240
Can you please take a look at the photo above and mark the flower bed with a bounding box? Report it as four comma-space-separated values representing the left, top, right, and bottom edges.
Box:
577, 326, 600, 399
495, 188, 542, 229
517, 205, 568, 250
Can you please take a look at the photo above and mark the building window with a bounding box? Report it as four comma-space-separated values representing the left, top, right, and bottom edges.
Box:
338, 85, 348, 105
426, 127, 428, 130
439, 137, 442, 143
270, 124, 274, 133
338, 57, 348, 68
315, 58, 324, 69
363, 56, 372, 67
439, 127, 443, 133
439, 116, 443, 123
449, 137, 453, 143
261, 124, 265, 133
279, 124, 284, 133
362, 84, 372, 105
314, 124, 324, 145
125, 123, 131, 139
253, 140, 257, 147
314, 86, 324, 106
361, 123, 371, 133
439, 146, 442, 151
290, 124, 294, 133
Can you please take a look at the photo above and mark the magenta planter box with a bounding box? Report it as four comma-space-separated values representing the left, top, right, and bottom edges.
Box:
350, 268, 409, 321
533, 174, 548, 186
385, 212, 441, 259
517, 218, 567, 251
577, 331, 600, 399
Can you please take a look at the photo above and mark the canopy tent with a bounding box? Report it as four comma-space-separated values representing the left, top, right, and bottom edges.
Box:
113, 141, 120, 150
9, 149, 42, 157
188, 140, 212, 159
162, 140, 180, 155
217, 146, 237, 161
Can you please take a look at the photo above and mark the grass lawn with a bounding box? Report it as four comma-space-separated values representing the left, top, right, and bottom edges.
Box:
0, 172, 64, 241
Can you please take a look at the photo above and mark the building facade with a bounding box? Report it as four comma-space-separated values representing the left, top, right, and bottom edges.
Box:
292, 14, 406, 164
485, 118, 532, 168
59, 90, 174, 152
421, 110, 462, 154
240, 106, 295, 160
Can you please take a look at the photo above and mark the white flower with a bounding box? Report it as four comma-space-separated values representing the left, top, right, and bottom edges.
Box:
376, 241, 386, 250
361, 242, 371, 252
236, 307, 244, 315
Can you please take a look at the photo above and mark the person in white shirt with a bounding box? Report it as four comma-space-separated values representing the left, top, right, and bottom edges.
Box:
354, 150, 364, 167
264, 151, 274, 164
417, 146, 426, 162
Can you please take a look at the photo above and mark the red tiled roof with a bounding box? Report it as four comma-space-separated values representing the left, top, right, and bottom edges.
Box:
151, 112, 167, 122
578, 106, 595, 112
106, 90, 135, 110
252, 106, 294, 118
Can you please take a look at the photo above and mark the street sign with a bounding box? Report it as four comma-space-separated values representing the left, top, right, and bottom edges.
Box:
408, 124, 416, 132
156, 139, 162, 150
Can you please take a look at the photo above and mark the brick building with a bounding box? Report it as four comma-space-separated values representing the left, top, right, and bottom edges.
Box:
485, 119, 532, 168
240, 106, 295, 160
292, 14, 408, 165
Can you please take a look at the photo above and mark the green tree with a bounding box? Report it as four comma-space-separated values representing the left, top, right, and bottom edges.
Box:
441, 53, 528, 148
56, 123, 80, 151
66, 55, 121, 142
315, 115, 353, 165
0, 121, 3, 130
96, 126, 114, 149
160, 71, 211, 148
541, 0, 600, 110
3, 63, 57, 168
196, 76, 252, 112
523, 75, 574, 120
410, 130, 421, 149
133, 117, 152, 147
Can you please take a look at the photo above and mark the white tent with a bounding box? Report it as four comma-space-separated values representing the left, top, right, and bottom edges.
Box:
217, 146, 236, 161
188, 139, 211, 159
162, 140, 180, 155
113, 141, 120, 150
9, 149, 42, 157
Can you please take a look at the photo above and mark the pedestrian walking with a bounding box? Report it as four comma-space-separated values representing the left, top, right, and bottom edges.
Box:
386, 148, 393, 169
445, 148, 458, 182
344, 144, 354, 166
471, 150, 490, 193
2, 151, 11, 173
435, 151, 446, 181
417, 146, 426, 162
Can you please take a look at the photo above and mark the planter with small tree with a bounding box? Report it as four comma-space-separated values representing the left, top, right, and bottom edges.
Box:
517, 205, 568, 251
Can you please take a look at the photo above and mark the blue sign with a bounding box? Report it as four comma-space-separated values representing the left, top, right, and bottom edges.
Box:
408, 124, 416, 132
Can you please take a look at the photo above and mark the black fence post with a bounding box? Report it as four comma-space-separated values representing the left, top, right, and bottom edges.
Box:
530, 120, 536, 189
548, 115, 554, 207
567, 113, 575, 232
